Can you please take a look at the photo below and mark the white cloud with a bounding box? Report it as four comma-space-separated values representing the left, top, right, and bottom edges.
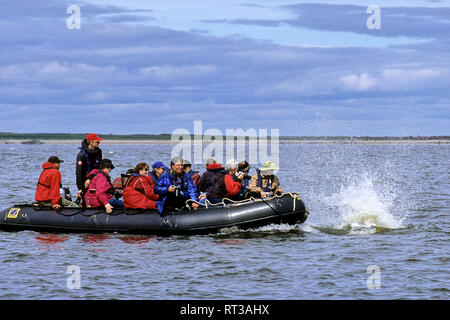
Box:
0, 62, 120, 85
138, 64, 218, 80
380, 68, 442, 90
339, 73, 377, 92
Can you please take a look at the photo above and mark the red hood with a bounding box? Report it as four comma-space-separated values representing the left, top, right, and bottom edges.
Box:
206, 163, 223, 170
42, 162, 58, 170
86, 169, 102, 177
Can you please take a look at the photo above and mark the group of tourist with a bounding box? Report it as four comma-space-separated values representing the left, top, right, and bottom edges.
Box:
34, 133, 283, 214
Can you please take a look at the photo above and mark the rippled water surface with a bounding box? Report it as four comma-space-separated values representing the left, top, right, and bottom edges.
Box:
0, 143, 448, 299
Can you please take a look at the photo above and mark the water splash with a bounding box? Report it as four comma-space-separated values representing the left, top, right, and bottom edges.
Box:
339, 174, 402, 229
310, 172, 407, 235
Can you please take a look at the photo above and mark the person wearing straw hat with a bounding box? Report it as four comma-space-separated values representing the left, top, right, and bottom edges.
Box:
248, 160, 283, 198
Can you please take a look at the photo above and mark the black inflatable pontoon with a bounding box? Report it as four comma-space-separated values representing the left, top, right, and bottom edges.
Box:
0, 193, 308, 235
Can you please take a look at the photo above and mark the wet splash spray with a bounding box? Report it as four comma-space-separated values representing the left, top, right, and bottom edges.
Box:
307, 171, 408, 235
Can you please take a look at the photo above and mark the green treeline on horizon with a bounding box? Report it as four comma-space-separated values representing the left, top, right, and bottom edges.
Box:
0, 132, 448, 141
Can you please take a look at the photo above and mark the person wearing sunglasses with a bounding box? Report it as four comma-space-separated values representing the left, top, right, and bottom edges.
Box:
123, 162, 159, 210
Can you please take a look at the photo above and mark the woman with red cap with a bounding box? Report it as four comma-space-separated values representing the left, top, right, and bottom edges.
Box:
76, 133, 103, 204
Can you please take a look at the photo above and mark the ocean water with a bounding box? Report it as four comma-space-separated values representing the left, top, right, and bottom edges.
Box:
0, 143, 448, 299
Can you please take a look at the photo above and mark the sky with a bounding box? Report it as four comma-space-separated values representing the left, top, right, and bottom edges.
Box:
0, 0, 449, 136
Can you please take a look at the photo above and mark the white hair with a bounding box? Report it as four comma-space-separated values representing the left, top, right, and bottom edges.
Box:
225, 159, 238, 171
171, 156, 183, 165
205, 157, 216, 165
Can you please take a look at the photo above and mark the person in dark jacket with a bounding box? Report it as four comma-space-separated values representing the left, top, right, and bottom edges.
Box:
198, 159, 224, 194
35, 156, 78, 209
76, 133, 103, 203
206, 159, 245, 204
154, 156, 199, 214
183, 160, 201, 188
236, 160, 252, 200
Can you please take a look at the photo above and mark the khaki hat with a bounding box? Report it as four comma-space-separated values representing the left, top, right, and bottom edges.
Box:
259, 160, 279, 171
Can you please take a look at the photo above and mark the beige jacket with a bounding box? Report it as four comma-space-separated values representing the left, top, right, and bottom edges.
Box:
248, 173, 281, 196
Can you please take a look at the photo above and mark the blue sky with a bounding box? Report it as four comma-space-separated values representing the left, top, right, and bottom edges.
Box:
0, 0, 449, 136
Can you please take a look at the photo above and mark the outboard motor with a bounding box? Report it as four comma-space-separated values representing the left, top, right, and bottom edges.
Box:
60, 187, 72, 201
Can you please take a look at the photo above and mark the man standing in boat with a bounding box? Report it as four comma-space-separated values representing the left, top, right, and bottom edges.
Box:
154, 156, 199, 214
76, 133, 103, 205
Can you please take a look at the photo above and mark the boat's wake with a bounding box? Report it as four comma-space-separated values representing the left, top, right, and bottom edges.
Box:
216, 223, 304, 238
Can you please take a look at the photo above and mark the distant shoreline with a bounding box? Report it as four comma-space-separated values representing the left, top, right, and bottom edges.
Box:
2, 139, 449, 145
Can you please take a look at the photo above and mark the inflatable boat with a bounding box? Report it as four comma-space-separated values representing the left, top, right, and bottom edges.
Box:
0, 193, 308, 235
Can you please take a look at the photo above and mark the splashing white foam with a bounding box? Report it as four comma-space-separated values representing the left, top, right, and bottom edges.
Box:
338, 175, 402, 229
309, 172, 407, 235
335, 173, 406, 233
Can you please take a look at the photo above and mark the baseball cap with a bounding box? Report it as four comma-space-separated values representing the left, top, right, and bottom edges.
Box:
100, 158, 115, 170
48, 156, 64, 164
86, 133, 103, 141
152, 161, 165, 169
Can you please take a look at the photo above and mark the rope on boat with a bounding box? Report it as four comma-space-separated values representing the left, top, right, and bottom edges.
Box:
186, 192, 302, 213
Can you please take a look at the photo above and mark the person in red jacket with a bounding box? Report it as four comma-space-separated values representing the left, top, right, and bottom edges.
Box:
35, 156, 78, 209
123, 162, 159, 210
205, 159, 245, 204
84, 159, 123, 213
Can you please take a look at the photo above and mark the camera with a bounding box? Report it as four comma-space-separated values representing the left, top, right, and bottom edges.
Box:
172, 185, 181, 197
60, 187, 72, 201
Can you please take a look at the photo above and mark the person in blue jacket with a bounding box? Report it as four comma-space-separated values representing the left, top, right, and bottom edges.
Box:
149, 161, 167, 185
154, 156, 199, 214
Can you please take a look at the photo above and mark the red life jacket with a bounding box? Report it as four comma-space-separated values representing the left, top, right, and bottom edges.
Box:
206, 172, 242, 200
84, 169, 114, 208
123, 175, 159, 210
35, 162, 62, 206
